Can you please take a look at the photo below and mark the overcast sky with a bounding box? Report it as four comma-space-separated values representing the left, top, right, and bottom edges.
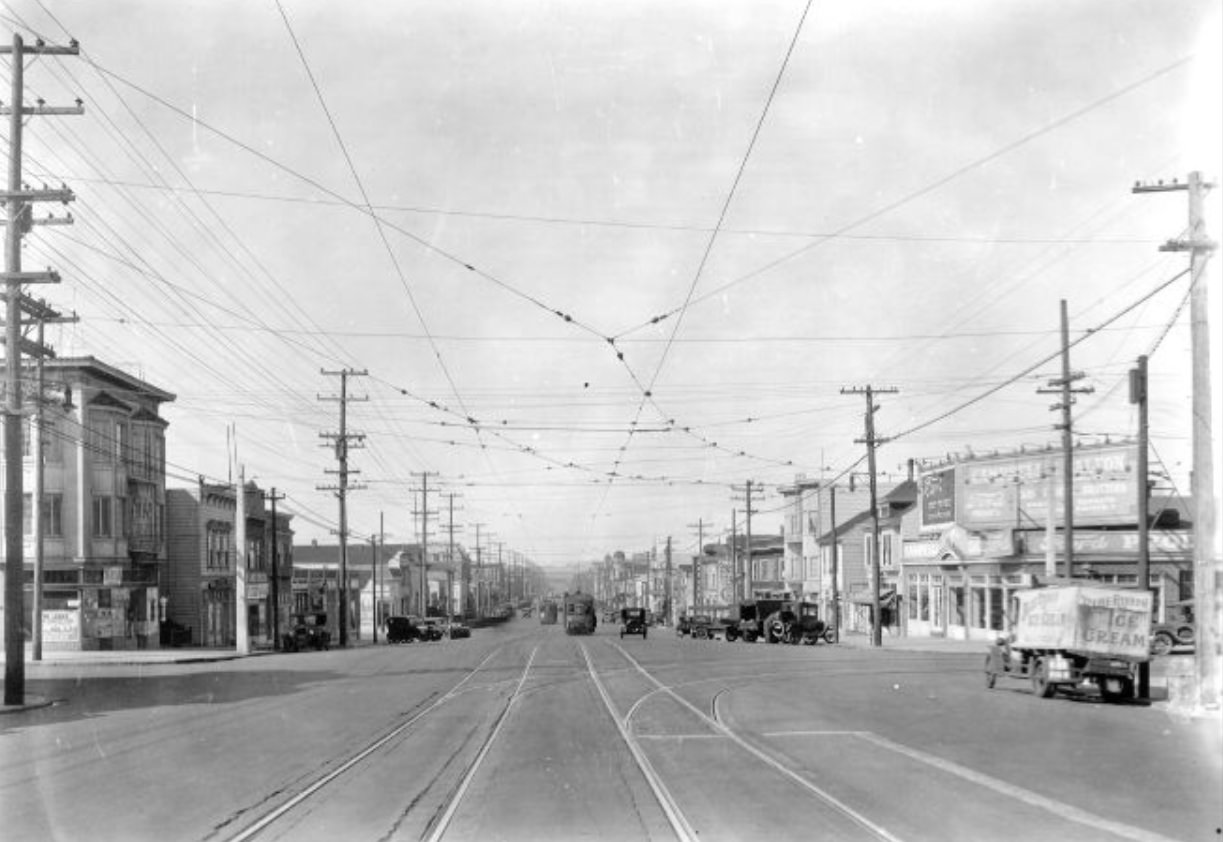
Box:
5, 0, 1220, 567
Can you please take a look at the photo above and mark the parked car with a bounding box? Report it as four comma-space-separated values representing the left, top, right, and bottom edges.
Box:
419, 618, 446, 642
446, 619, 471, 639
283, 613, 331, 651
386, 615, 424, 644
1151, 600, 1195, 655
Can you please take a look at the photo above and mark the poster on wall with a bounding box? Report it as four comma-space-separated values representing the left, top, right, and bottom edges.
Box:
42, 610, 80, 644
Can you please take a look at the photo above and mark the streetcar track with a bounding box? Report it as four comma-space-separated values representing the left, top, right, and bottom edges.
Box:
223, 648, 505, 842
579, 642, 697, 842
609, 641, 905, 842
424, 644, 539, 842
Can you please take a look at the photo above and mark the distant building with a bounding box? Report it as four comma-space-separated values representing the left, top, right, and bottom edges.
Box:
0, 357, 173, 652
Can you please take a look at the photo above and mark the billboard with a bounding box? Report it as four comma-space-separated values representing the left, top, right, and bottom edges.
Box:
921, 443, 1139, 531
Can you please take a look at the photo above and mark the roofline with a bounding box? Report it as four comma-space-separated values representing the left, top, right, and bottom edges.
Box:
40, 356, 176, 403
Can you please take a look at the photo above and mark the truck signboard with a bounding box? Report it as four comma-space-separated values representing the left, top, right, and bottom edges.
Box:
1012, 585, 1152, 659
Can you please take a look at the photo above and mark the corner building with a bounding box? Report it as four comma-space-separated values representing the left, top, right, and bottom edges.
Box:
1, 357, 174, 651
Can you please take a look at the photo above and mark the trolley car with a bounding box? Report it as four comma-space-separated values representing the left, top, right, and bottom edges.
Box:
563, 592, 597, 635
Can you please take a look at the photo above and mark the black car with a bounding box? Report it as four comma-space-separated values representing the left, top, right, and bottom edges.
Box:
283, 613, 331, 651
446, 619, 471, 639
620, 607, 648, 639
385, 615, 424, 644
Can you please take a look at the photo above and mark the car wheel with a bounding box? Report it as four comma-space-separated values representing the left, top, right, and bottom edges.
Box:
1174, 626, 1195, 645
1150, 631, 1175, 656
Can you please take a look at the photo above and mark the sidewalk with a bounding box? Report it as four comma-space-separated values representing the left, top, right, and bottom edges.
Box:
834, 630, 985, 654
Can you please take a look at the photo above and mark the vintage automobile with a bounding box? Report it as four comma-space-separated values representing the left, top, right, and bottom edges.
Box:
385, 615, 424, 644
619, 607, 648, 639
764, 600, 828, 645
419, 617, 446, 642
1150, 599, 1195, 655
283, 613, 331, 652
446, 619, 472, 639
676, 613, 707, 637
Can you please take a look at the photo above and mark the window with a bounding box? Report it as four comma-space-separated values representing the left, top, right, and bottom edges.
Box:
863, 533, 875, 571
92, 496, 114, 538
880, 532, 896, 569
207, 527, 232, 570
42, 495, 64, 538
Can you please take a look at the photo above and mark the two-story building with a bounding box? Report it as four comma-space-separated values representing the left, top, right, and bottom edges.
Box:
164, 479, 294, 648
1, 357, 174, 652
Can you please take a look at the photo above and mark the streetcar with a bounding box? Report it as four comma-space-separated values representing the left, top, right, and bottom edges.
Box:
563, 592, 597, 635
539, 600, 559, 625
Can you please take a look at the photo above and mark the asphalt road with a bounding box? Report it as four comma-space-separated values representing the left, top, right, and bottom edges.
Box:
1, 619, 1219, 842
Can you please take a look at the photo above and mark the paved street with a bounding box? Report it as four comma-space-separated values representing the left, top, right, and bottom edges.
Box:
2, 619, 1218, 842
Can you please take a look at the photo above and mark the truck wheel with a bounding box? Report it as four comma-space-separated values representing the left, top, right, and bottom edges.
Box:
985, 654, 997, 689
1150, 631, 1175, 656
1031, 658, 1055, 698
1099, 676, 1134, 703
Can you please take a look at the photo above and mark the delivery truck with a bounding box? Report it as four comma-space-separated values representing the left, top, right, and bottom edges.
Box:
984, 581, 1153, 702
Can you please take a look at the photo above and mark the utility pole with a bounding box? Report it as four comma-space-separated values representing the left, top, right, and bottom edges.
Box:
266, 487, 285, 651
27, 304, 76, 662
471, 522, 486, 617
687, 519, 710, 613
235, 463, 248, 655
842, 385, 899, 647
2, 32, 81, 706
731, 483, 761, 599
378, 512, 385, 634
665, 536, 673, 625
318, 368, 367, 647
442, 493, 462, 620
829, 483, 840, 642
730, 509, 738, 604
411, 472, 439, 617
1037, 301, 1093, 579
1133, 173, 1218, 709
1130, 356, 1151, 699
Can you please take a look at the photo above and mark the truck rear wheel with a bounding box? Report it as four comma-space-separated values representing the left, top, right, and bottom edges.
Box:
1031, 658, 1056, 698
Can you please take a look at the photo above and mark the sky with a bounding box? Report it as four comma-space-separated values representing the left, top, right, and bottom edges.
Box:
3, 0, 1220, 569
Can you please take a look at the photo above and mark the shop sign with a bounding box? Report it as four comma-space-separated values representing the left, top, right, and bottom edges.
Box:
919, 467, 957, 530
1025, 530, 1192, 557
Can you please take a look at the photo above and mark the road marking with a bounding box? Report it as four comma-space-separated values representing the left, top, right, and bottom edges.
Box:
581, 643, 698, 842
636, 733, 729, 740
425, 645, 539, 842
612, 643, 905, 842
852, 731, 1184, 842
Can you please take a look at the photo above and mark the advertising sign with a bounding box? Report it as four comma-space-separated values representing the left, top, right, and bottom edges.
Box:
919, 467, 957, 530
953, 443, 1138, 529
1013, 585, 1152, 658
42, 610, 80, 644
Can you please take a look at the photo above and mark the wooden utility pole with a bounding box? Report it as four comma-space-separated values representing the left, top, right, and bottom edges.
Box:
843, 385, 898, 647
687, 518, 709, 613
318, 368, 367, 646
28, 305, 76, 662
235, 463, 248, 655
442, 493, 462, 620
471, 522, 486, 617
731, 482, 760, 599
1134, 173, 1218, 709
1037, 301, 1093, 579
267, 487, 286, 651
1, 32, 81, 706
411, 472, 439, 616
1130, 356, 1151, 699
665, 536, 673, 625
829, 484, 840, 641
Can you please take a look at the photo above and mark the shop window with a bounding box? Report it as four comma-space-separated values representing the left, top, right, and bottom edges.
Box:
972, 586, 987, 628
951, 585, 966, 625
908, 580, 919, 620
42, 495, 64, 538
989, 586, 1004, 630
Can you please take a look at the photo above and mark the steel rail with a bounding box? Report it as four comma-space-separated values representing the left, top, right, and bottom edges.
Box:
424, 644, 539, 842
611, 641, 905, 842
225, 648, 504, 842
579, 642, 697, 842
